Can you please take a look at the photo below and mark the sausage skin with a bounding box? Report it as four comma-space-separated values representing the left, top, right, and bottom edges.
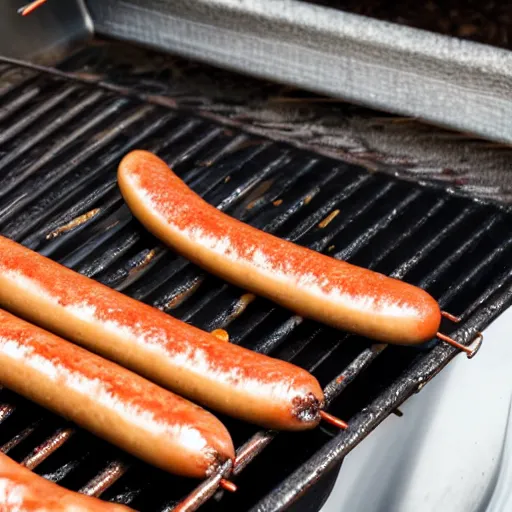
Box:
0, 236, 324, 430
0, 309, 234, 479
0, 452, 132, 511
118, 150, 441, 344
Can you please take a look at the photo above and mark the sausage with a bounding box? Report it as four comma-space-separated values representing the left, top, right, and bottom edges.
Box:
0, 451, 132, 511
117, 150, 441, 344
0, 236, 324, 430
0, 309, 234, 479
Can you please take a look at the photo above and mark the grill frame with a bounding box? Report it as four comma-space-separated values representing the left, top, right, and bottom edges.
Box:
0, 51, 511, 512
84, 0, 512, 144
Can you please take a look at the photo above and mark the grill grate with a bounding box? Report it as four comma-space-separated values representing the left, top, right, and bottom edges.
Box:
0, 51, 512, 512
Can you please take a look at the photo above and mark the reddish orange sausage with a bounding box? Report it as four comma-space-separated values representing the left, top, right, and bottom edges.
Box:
0, 309, 234, 479
0, 451, 133, 511
118, 150, 441, 344
0, 236, 324, 431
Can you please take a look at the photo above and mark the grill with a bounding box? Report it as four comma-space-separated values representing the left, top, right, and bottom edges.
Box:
0, 44, 512, 512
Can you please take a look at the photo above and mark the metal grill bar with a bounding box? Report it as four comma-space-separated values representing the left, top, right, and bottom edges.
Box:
1, 421, 41, 454
0, 84, 80, 145
390, 205, 478, 279
0, 72, 41, 118
0, 54, 511, 512
79, 460, 131, 497
437, 235, 512, 312
22, 428, 75, 470
0, 388, 15, 426
365, 197, 447, 271
0, 95, 127, 201
416, 215, 504, 289
0, 405, 14, 424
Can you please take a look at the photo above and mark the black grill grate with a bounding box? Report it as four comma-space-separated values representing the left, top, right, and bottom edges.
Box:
0, 51, 512, 512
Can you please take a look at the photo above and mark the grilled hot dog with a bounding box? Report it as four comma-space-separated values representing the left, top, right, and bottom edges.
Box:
0, 451, 133, 511
118, 150, 441, 344
0, 309, 234, 478
0, 236, 324, 430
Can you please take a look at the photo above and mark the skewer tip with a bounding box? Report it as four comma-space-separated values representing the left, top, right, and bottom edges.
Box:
319, 410, 348, 429
436, 332, 483, 359
441, 310, 461, 323
18, 0, 47, 16
219, 479, 237, 492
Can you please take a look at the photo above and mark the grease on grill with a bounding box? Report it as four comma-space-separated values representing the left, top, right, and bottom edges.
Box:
211, 329, 230, 342
164, 277, 205, 310
128, 248, 159, 275
245, 180, 275, 210
46, 208, 101, 240
223, 293, 256, 326
318, 209, 340, 228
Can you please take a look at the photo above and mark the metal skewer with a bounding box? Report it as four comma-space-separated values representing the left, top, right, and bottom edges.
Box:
319, 410, 348, 429
18, 0, 48, 16
436, 331, 483, 359
441, 310, 461, 323
219, 479, 237, 492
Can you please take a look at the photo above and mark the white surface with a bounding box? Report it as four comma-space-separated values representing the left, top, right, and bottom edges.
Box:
321, 307, 512, 512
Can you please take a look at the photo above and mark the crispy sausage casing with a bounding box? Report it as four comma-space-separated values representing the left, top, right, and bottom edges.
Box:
118, 150, 441, 344
0, 236, 324, 430
0, 309, 234, 478
0, 452, 133, 511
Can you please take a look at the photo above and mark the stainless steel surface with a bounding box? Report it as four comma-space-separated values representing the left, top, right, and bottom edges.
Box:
85, 0, 512, 144
0, 0, 92, 63
322, 307, 512, 512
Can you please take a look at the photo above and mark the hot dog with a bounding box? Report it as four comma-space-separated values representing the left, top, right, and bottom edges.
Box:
0, 451, 132, 511
0, 309, 234, 479
117, 150, 441, 344
0, 236, 324, 430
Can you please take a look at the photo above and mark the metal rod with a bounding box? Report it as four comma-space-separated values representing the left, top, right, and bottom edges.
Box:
1, 421, 41, 454
172, 460, 233, 512
232, 431, 276, 477
18, 0, 47, 16
319, 410, 348, 430
22, 427, 74, 469
0, 404, 15, 424
219, 479, 237, 492
441, 311, 461, 323
79, 460, 130, 497
436, 332, 483, 359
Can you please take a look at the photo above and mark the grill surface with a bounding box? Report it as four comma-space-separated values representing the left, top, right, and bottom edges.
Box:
0, 48, 512, 512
